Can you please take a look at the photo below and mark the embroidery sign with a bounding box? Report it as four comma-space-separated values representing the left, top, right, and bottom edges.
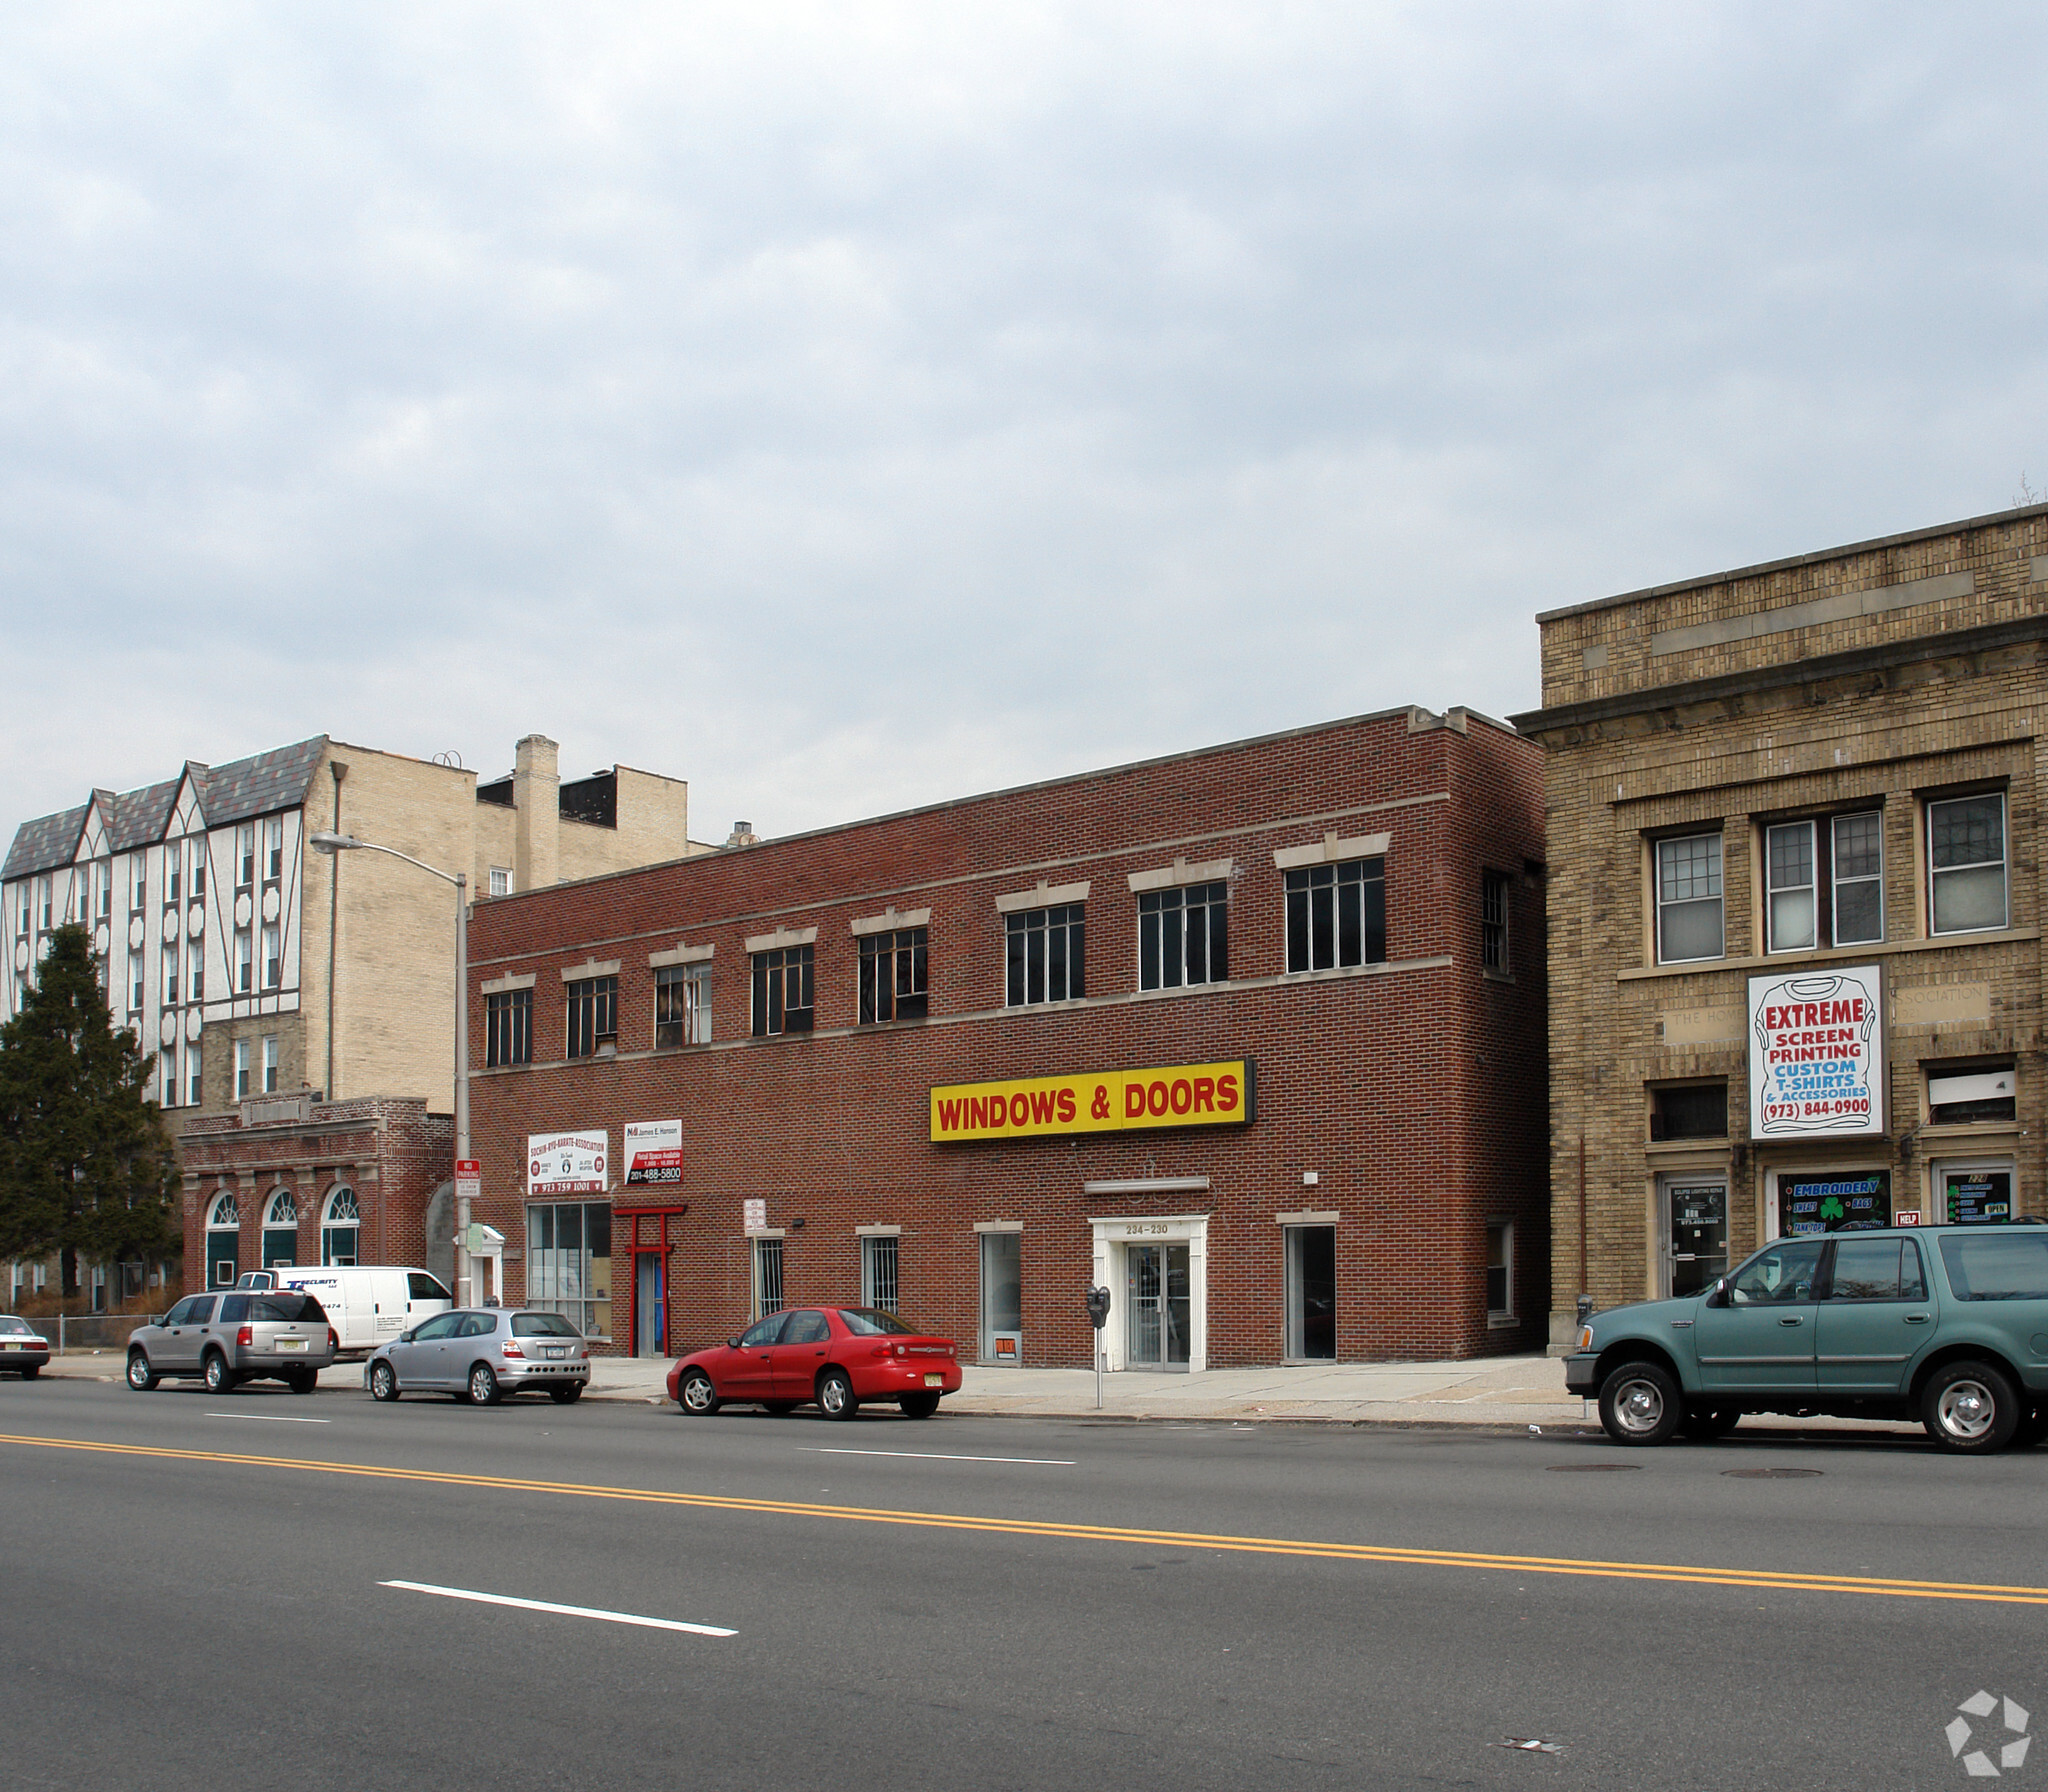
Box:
1748, 965, 1884, 1139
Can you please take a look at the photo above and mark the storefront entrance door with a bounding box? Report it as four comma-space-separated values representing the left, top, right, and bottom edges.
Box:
1126, 1244, 1190, 1369
634, 1253, 666, 1357
1663, 1177, 1728, 1299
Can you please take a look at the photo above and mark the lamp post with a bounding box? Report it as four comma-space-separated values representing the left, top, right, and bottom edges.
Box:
309, 831, 472, 1306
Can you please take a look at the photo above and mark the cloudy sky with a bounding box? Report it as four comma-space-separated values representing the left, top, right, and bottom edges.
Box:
3, 3, 2045, 843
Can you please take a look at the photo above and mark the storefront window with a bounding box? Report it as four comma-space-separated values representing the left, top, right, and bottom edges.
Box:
1936, 1164, 2014, 1226
1777, 1172, 1890, 1236
526, 1201, 612, 1338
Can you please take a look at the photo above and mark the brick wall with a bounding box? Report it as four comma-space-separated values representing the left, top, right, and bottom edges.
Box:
464, 707, 1549, 1367
1516, 504, 2048, 1344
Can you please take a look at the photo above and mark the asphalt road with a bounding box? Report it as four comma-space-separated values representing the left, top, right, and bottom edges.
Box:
0, 1375, 2039, 1791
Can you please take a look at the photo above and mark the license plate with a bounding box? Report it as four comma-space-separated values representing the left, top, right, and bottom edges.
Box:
544, 1346, 565, 1359
277, 1338, 308, 1352
1, 1342, 19, 1351
923, 1373, 943, 1387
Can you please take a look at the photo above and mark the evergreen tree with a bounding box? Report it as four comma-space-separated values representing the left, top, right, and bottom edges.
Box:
0, 922, 176, 1267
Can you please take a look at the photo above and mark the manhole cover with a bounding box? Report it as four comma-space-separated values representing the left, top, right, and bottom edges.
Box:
1545, 1463, 1641, 1472
1722, 1467, 1824, 1478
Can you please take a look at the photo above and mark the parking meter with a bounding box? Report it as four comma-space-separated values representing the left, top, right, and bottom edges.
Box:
1085, 1286, 1111, 1330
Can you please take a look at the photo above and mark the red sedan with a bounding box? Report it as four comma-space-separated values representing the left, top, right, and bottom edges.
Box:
667, 1306, 962, 1420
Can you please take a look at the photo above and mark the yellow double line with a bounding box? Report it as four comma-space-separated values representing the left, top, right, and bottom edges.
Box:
8, 1431, 2043, 1607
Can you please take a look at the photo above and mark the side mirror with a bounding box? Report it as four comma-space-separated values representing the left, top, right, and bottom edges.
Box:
1704, 1279, 1729, 1309
398, 1329, 415, 1344
726, 1336, 740, 1349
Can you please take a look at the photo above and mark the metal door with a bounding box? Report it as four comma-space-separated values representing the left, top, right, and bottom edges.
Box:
634, 1253, 666, 1357
1125, 1244, 1190, 1369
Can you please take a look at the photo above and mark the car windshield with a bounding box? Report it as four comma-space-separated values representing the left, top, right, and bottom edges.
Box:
249, 1295, 326, 1324
0, 1317, 32, 1336
1939, 1232, 2048, 1301
837, 1308, 920, 1336
512, 1313, 581, 1337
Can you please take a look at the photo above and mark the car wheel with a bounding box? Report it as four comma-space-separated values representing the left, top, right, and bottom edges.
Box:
816, 1368, 859, 1421
1923, 1360, 2021, 1453
467, 1363, 501, 1406
202, 1352, 236, 1395
899, 1392, 941, 1419
548, 1384, 583, 1404
126, 1351, 160, 1392
287, 1370, 318, 1395
761, 1400, 798, 1416
678, 1368, 720, 1415
368, 1360, 400, 1402
1596, 1361, 1682, 1446
1680, 1406, 1739, 1441
20, 1363, 39, 1380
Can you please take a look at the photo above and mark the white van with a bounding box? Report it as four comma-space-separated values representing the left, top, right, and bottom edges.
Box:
246, 1266, 455, 1357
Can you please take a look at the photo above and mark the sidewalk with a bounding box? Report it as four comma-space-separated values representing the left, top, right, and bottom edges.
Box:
41, 1348, 1600, 1430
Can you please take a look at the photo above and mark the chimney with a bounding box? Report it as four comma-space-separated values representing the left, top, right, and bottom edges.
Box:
514, 734, 560, 888
724, 820, 758, 849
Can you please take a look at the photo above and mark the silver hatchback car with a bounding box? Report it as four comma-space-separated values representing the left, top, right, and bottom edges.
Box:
365, 1308, 590, 1405
127, 1290, 337, 1394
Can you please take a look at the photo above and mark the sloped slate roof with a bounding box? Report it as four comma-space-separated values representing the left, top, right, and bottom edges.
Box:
1, 806, 87, 882
2, 736, 327, 883
199, 737, 326, 828
106, 778, 180, 852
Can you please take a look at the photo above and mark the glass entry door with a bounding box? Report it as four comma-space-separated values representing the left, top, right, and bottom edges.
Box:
1126, 1244, 1191, 1369
634, 1253, 666, 1357
1284, 1226, 1336, 1359
1663, 1177, 1728, 1298
979, 1232, 1022, 1364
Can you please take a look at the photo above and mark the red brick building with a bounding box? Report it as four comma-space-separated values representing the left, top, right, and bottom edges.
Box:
463, 706, 1548, 1370
179, 1095, 455, 1293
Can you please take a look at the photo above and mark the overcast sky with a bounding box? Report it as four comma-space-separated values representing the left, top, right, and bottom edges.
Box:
3, 3, 2046, 845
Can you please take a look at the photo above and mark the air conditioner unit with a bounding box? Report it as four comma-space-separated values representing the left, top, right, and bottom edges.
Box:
1929, 1070, 2014, 1108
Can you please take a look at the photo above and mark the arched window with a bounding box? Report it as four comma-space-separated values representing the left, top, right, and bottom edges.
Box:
322, 1186, 361, 1267
262, 1186, 299, 1269
206, 1191, 240, 1288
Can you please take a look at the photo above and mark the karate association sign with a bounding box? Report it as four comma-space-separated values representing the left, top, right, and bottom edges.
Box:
1748, 964, 1884, 1140
528, 1131, 608, 1195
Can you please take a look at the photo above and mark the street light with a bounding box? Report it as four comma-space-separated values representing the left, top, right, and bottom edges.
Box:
308, 831, 473, 1306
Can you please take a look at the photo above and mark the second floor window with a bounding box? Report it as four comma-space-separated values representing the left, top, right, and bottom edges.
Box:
486, 988, 533, 1066
1285, 859, 1385, 973
236, 929, 252, 993
1006, 905, 1084, 1006
1928, 793, 2008, 936
1654, 834, 1723, 964
859, 929, 927, 1022
752, 946, 814, 1037
262, 925, 281, 989
1140, 883, 1227, 990
234, 1038, 250, 1099
1481, 871, 1510, 972
161, 944, 178, 1005
566, 976, 618, 1058
1766, 813, 1883, 953
656, 963, 712, 1047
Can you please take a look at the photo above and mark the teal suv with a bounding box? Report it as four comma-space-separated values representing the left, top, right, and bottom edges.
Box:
1565, 1225, 2048, 1452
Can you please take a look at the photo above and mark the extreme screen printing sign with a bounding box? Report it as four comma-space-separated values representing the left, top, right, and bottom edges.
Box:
930, 1060, 1253, 1143
623, 1119, 683, 1188
1748, 965, 1884, 1140
528, 1131, 608, 1195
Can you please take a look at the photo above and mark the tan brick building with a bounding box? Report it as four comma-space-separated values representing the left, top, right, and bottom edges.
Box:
1513, 502, 2048, 1347
2, 730, 709, 1299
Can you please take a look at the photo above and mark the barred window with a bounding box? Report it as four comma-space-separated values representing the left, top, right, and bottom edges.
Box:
1139, 882, 1227, 990
1006, 904, 1085, 1006
566, 976, 618, 1058
859, 928, 927, 1023
655, 962, 712, 1047
752, 946, 814, 1037
862, 1234, 900, 1312
752, 1236, 785, 1319
1285, 859, 1386, 973
486, 988, 533, 1066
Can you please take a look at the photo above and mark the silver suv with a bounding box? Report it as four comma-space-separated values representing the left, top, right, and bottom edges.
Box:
127, 1291, 338, 1395
366, 1308, 590, 1405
